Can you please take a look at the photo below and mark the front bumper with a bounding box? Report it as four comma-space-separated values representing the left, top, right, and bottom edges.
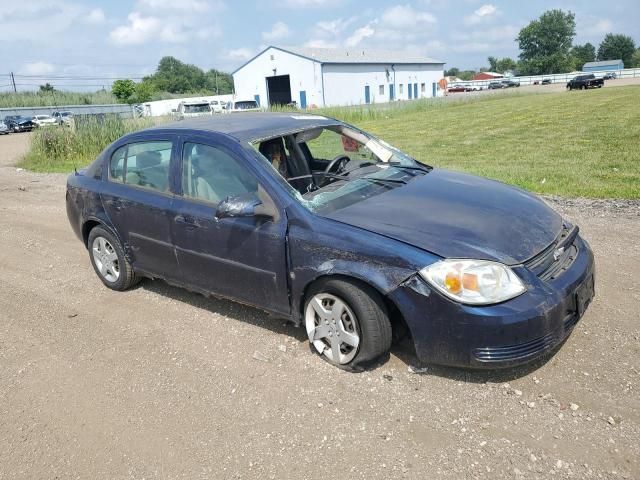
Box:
389, 235, 595, 368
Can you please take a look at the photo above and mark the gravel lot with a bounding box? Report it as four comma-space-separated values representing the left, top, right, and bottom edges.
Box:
1, 132, 638, 479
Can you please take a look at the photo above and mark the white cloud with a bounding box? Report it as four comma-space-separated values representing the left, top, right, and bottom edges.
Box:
109, 0, 224, 46
137, 0, 217, 12
381, 5, 437, 29
225, 48, 254, 61
315, 17, 357, 36
19, 62, 56, 75
262, 22, 291, 41
303, 38, 338, 48
583, 19, 613, 36
280, 0, 340, 7
109, 12, 162, 45
85, 8, 106, 24
345, 24, 375, 47
464, 4, 498, 26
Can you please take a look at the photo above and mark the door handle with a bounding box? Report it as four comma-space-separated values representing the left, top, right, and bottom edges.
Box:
175, 215, 201, 228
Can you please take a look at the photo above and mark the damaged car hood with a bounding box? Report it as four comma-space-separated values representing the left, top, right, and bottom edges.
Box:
325, 169, 563, 265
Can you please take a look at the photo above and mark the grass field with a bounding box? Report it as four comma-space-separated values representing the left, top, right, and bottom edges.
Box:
19, 86, 640, 198
0, 90, 119, 108
335, 86, 640, 198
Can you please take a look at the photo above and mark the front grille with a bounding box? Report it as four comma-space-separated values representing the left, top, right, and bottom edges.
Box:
524, 223, 579, 281
473, 331, 558, 362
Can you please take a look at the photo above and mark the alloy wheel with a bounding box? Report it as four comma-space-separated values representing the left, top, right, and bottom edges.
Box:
305, 293, 360, 365
92, 236, 120, 283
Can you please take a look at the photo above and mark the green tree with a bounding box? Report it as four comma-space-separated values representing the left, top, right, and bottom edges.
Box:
570, 43, 596, 70
517, 9, 576, 75
494, 57, 517, 73
144, 56, 207, 93
204, 69, 234, 94
444, 67, 460, 77
39, 83, 55, 93
131, 81, 155, 103
632, 49, 640, 68
112, 79, 136, 102
458, 70, 476, 81
597, 33, 636, 67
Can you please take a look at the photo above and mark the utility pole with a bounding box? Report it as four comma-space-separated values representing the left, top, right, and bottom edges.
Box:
10, 72, 17, 92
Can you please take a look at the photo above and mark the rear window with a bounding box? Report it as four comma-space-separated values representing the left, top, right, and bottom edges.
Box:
235, 101, 258, 110
183, 104, 210, 113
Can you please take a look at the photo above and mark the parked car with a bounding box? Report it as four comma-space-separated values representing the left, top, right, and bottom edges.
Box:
176, 101, 213, 118
224, 100, 261, 113
52, 111, 74, 126
566, 74, 604, 90
488, 81, 506, 89
32, 114, 57, 127
4, 115, 35, 132
501, 79, 520, 88
541, 78, 552, 85
0, 121, 9, 135
603, 72, 617, 80
447, 85, 468, 93
210, 100, 226, 113
66, 113, 595, 370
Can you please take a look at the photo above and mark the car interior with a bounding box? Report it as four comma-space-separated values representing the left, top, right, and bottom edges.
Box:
254, 126, 383, 195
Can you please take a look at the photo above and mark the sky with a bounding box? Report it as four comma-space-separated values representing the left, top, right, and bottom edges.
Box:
1, 0, 638, 91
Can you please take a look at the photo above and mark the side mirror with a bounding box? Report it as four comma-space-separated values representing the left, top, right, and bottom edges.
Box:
215, 192, 273, 220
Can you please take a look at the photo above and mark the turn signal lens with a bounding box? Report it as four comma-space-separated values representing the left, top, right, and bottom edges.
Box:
419, 259, 526, 305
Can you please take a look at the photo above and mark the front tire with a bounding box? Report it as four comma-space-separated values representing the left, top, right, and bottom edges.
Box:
304, 278, 392, 370
87, 226, 139, 291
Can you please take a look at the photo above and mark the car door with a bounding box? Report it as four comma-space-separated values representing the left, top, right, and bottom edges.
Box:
101, 137, 181, 279
170, 134, 290, 316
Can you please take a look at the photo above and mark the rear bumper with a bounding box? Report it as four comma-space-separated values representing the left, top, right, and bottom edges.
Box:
389, 235, 595, 368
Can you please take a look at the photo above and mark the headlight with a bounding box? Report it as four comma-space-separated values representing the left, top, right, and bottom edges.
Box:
419, 259, 526, 305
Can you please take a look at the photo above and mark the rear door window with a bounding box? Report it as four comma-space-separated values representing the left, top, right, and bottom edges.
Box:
108, 141, 173, 192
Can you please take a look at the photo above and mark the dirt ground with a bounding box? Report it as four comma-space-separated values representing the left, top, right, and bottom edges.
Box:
0, 132, 638, 479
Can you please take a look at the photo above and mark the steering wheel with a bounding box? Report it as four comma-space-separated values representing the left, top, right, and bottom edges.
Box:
324, 155, 350, 176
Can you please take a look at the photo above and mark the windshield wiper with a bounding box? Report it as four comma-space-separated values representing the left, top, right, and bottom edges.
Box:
387, 162, 432, 174
322, 172, 407, 186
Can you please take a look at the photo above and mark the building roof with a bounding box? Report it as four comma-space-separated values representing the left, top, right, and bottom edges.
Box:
283, 46, 443, 64
146, 112, 342, 142
583, 59, 623, 68
233, 46, 444, 74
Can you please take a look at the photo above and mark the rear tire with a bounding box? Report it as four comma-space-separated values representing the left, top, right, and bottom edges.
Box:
87, 226, 139, 291
304, 278, 392, 370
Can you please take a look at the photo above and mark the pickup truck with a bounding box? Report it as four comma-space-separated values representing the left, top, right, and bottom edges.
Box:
566, 74, 604, 90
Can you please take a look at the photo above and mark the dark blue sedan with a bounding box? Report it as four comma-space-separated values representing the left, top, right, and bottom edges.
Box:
66, 113, 595, 369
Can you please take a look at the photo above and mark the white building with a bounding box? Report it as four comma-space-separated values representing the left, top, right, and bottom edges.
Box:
232, 46, 445, 108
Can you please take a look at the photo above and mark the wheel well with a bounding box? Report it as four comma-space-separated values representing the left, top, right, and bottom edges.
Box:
300, 274, 412, 344
81, 220, 101, 248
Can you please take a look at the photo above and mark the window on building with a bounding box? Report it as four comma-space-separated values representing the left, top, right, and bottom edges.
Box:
421, 83, 426, 93
379, 85, 385, 96
399, 84, 404, 95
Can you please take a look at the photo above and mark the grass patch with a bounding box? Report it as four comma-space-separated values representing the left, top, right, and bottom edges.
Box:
0, 90, 120, 108
319, 87, 640, 198
20, 116, 169, 172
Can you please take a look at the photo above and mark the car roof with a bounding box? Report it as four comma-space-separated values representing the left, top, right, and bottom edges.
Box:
145, 112, 343, 142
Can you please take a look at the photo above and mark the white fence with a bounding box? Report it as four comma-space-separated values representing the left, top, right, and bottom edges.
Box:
452, 67, 640, 88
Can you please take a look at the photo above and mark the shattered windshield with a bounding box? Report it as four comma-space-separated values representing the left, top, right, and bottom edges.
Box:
252, 124, 431, 215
